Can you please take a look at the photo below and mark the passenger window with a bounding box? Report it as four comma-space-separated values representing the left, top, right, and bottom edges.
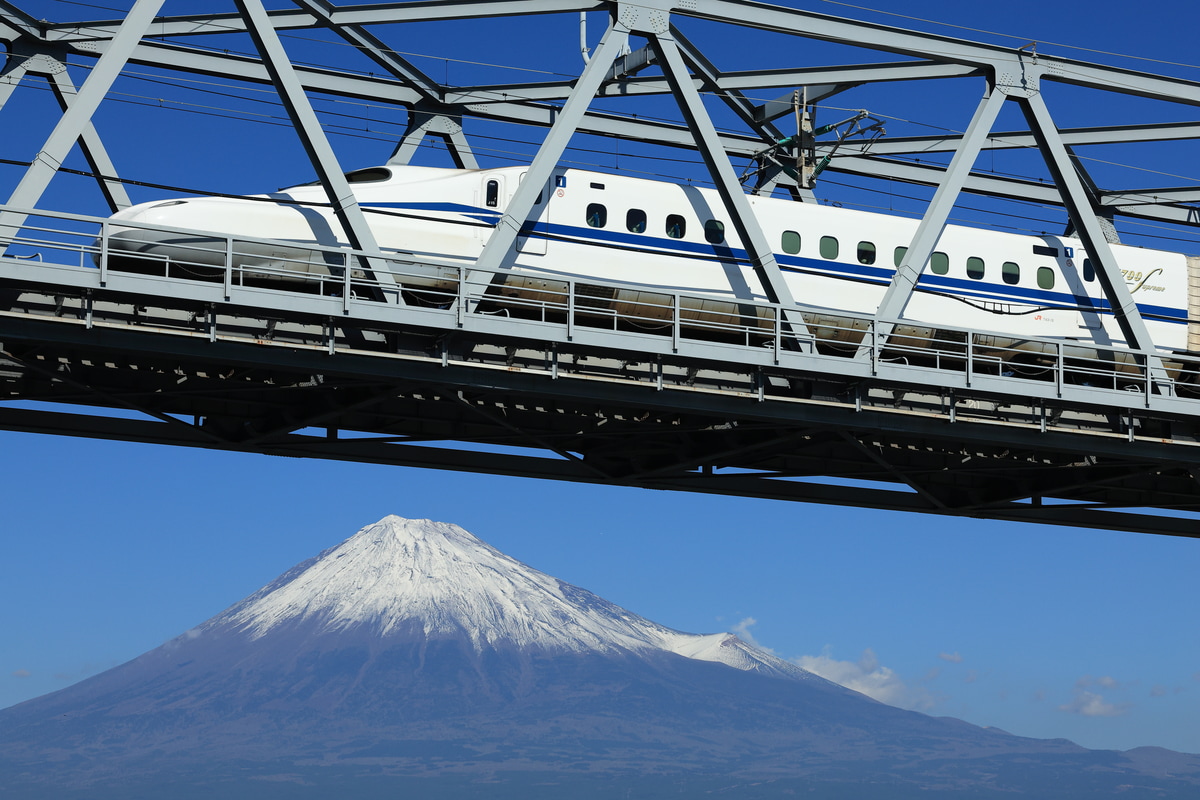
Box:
586, 203, 607, 228
820, 236, 839, 259
704, 219, 725, 244
1083, 258, 1095, 282
626, 208, 647, 234
1037, 266, 1056, 289
485, 179, 500, 208
1002, 261, 1020, 285
857, 241, 876, 265
781, 230, 801, 255
665, 214, 686, 239
931, 251, 949, 274
894, 246, 907, 267
966, 257, 985, 280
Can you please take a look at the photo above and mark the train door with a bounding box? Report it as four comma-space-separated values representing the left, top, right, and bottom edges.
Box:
477, 174, 504, 247
475, 174, 546, 255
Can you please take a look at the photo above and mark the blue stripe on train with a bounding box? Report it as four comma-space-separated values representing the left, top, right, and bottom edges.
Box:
367, 202, 1188, 324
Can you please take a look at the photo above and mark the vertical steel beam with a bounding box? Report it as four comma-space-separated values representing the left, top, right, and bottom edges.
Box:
45, 65, 131, 211
468, 19, 631, 281
650, 28, 805, 329
858, 84, 1007, 359
234, 0, 399, 297
1, 0, 163, 237
1019, 92, 1172, 390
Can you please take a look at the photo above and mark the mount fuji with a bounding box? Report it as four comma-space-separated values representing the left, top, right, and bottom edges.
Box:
2, 515, 1197, 799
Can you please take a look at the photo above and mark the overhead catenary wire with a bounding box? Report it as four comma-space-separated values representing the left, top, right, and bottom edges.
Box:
8, 10, 1198, 249
812, 0, 1200, 73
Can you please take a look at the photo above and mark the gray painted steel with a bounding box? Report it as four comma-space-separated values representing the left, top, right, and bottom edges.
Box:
1, 0, 1199, 533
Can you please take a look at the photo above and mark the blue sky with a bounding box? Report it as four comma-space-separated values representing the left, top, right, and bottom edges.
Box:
2, 0, 1199, 755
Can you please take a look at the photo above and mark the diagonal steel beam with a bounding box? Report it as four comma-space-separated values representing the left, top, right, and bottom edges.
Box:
467, 18, 631, 281
671, 27, 784, 145
234, 0, 399, 298
288, 0, 443, 102
857, 83, 1007, 359
0, 344, 234, 445
0, 0, 40, 38
44, 65, 131, 212
389, 104, 478, 168
0, 57, 29, 113
649, 26, 806, 337
1019, 91, 1173, 390
449, 389, 613, 479
0, 0, 163, 239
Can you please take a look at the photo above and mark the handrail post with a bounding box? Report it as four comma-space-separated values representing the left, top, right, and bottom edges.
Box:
223, 237, 234, 300
672, 293, 680, 352
1144, 350, 1152, 407
871, 320, 880, 375
567, 279, 575, 341
966, 332, 974, 387
98, 220, 109, 286
773, 306, 781, 363
1055, 342, 1064, 397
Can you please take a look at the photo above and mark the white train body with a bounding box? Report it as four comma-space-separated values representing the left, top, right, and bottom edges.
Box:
104, 164, 1199, 356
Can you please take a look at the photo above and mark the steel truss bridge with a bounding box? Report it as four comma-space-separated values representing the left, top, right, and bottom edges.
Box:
2, 0, 1200, 535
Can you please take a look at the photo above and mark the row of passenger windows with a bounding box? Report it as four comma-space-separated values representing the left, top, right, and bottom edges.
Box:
785, 232, 1098, 291
581, 203, 1095, 291
586, 203, 726, 244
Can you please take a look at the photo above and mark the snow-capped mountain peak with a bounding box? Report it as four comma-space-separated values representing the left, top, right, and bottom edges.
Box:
205, 515, 812, 679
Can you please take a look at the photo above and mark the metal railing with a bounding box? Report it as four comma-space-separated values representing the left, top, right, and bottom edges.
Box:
2, 205, 1197, 412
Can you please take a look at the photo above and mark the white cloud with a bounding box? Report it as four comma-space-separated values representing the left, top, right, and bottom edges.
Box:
938, 651, 964, 663
1150, 684, 1167, 697
11, 669, 30, 678
1058, 690, 1130, 717
793, 647, 934, 711
729, 617, 775, 654
1076, 674, 1122, 690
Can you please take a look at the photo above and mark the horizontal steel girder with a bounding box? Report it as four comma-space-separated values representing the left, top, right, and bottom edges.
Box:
9, 36, 1193, 228
2, 308, 1199, 538
34, 0, 1200, 109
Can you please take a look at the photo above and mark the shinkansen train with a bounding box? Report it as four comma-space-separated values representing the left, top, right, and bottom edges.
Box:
101, 163, 1200, 363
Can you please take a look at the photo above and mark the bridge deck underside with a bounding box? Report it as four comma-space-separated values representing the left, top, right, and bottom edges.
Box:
3, 274, 1198, 537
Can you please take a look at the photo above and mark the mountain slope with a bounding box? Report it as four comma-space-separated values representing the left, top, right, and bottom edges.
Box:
2, 515, 1197, 800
